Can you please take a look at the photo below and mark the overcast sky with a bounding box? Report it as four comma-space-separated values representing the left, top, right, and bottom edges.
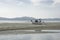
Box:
0, 0, 60, 18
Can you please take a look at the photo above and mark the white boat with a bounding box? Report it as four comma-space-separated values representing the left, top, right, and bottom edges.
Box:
31, 19, 42, 25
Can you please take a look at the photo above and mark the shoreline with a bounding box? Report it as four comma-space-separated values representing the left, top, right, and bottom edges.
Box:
0, 22, 60, 34
0, 30, 60, 35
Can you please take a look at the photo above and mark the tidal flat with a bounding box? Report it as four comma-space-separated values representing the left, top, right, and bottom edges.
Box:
0, 22, 60, 30
0, 22, 60, 34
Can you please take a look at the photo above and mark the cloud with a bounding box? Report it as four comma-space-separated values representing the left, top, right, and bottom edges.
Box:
0, 0, 60, 7
0, 0, 16, 6
40, 0, 54, 5
16, 1, 24, 6
31, 0, 41, 6
31, 0, 54, 6
17, 0, 31, 4
54, 0, 60, 3
30, 0, 60, 8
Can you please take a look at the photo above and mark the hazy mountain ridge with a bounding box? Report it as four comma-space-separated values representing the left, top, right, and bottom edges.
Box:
0, 17, 36, 21
42, 18, 60, 21
0, 17, 60, 21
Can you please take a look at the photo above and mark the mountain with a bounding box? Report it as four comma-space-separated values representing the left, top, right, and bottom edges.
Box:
11, 16, 36, 21
0, 16, 36, 21
0, 17, 60, 21
42, 18, 60, 21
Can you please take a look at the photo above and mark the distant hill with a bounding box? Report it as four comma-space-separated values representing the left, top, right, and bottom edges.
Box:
0, 17, 36, 21
42, 18, 60, 21
0, 17, 60, 21
11, 16, 36, 21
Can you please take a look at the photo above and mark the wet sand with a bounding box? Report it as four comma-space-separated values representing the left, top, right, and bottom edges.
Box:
0, 22, 60, 34
0, 22, 60, 30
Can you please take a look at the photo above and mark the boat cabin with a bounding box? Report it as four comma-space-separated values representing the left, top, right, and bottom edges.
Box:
31, 19, 42, 25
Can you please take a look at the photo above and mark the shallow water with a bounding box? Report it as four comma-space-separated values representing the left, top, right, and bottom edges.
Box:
0, 20, 60, 23
0, 33, 60, 40
0, 30, 60, 40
